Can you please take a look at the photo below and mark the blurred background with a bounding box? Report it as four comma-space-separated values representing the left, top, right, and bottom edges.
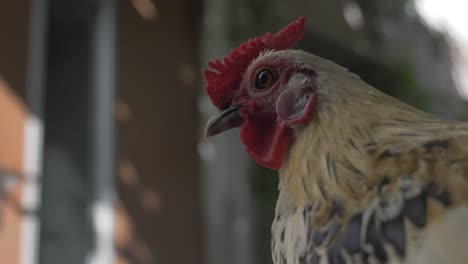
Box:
0, 0, 467, 264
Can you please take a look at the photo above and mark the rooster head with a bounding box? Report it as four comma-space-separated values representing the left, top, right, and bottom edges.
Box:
203, 17, 320, 169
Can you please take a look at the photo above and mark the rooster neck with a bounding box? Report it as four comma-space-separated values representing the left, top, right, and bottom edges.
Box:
267, 52, 468, 264
277, 77, 443, 211
279, 86, 374, 208
278, 114, 372, 212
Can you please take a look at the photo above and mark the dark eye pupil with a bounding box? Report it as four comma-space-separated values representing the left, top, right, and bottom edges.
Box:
255, 69, 274, 90
259, 72, 270, 84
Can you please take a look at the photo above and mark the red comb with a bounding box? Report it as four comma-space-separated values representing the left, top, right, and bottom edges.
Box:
203, 17, 306, 109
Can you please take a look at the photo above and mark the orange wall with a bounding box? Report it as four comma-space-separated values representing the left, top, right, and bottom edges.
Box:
0, 1, 31, 263
0, 81, 28, 264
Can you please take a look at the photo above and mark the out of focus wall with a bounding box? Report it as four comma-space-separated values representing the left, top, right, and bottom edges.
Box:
115, 1, 202, 264
0, 2, 30, 99
0, 2, 31, 264
0, 1, 204, 263
0, 81, 27, 264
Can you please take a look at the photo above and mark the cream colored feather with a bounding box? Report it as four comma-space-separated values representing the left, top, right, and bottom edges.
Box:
270, 50, 468, 264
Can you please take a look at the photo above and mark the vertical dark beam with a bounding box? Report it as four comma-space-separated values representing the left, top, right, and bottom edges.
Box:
23, 0, 49, 263
26, 0, 49, 116
88, 0, 116, 263
40, 0, 117, 262
39, 1, 98, 264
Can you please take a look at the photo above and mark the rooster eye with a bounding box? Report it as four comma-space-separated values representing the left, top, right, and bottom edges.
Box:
255, 69, 276, 90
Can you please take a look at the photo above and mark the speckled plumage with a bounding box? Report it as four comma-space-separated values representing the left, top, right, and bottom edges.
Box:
270, 50, 468, 264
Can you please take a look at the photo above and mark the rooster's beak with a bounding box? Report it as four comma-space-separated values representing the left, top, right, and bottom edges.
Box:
204, 106, 244, 138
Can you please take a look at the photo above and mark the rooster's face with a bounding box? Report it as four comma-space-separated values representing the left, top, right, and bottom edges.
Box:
205, 50, 318, 169
203, 17, 323, 169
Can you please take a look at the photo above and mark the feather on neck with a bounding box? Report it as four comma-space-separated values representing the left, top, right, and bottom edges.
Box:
278, 71, 438, 211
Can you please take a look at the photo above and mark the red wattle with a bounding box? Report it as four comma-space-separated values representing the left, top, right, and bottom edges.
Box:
240, 119, 293, 170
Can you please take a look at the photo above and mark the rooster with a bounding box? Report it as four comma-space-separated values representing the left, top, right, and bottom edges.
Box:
203, 17, 468, 264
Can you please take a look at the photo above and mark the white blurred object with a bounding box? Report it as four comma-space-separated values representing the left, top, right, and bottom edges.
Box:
343, 2, 364, 30
416, 0, 468, 42
20, 117, 43, 264
416, 0, 468, 99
